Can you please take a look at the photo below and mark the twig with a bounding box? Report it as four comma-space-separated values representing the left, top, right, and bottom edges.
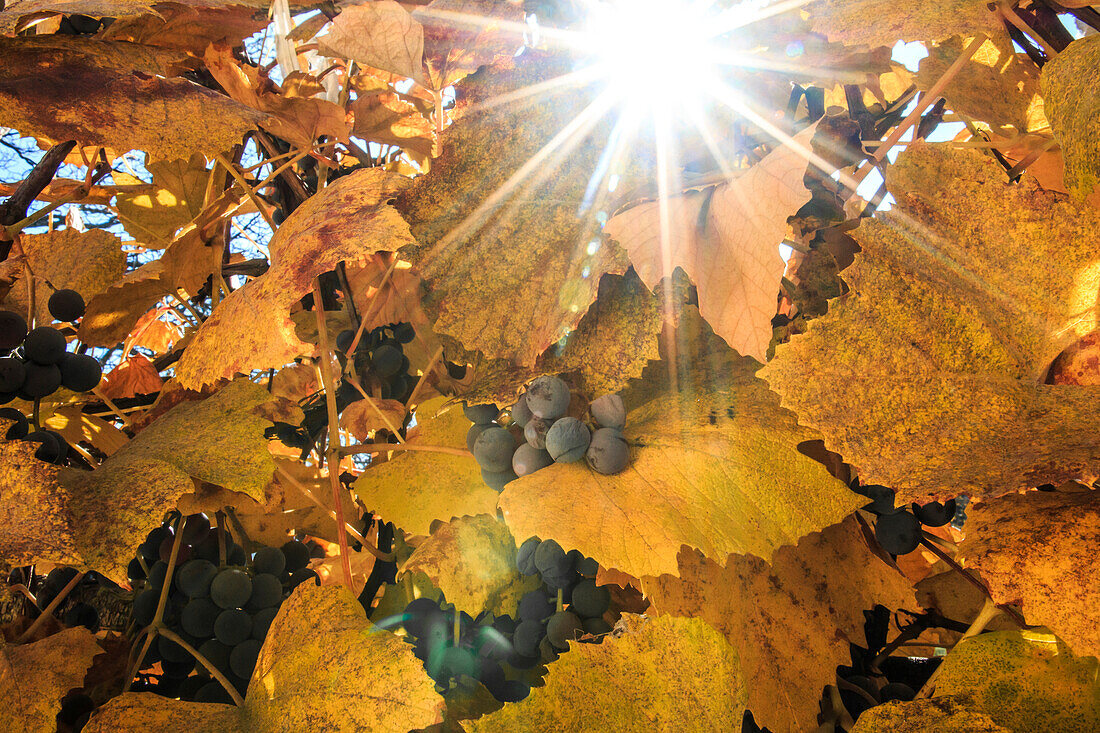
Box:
314, 279, 354, 588
916, 598, 1000, 698
158, 627, 245, 706
406, 346, 444, 409
345, 377, 407, 443
918, 537, 1027, 627
16, 570, 85, 643
91, 386, 133, 428
999, 3, 1059, 60
214, 152, 278, 231
335, 261, 360, 326
347, 256, 400, 356
151, 516, 185, 627
338, 442, 472, 458
273, 464, 374, 549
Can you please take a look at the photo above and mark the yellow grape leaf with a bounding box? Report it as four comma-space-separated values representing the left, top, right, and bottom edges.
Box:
0, 380, 275, 580
0, 36, 263, 162
5, 228, 125, 327
807, 0, 1004, 48
84, 694, 238, 733
176, 169, 414, 388
917, 36, 1044, 133
761, 144, 1100, 503
645, 517, 915, 733
43, 405, 129, 458
604, 124, 817, 362
244, 584, 444, 732
960, 490, 1100, 658
935, 629, 1100, 733
467, 614, 745, 733
354, 396, 499, 536
851, 696, 1010, 733
415, 0, 526, 89
114, 153, 209, 246
401, 514, 531, 617
349, 91, 434, 162
317, 1, 427, 83
915, 571, 1017, 641
497, 310, 863, 580
0, 628, 101, 733
1042, 34, 1100, 200
396, 55, 645, 366
459, 270, 670, 406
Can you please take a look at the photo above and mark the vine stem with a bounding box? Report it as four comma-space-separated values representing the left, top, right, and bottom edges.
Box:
345, 377, 407, 443
122, 630, 156, 696
918, 536, 1028, 628
214, 153, 278, 231
999, 3, 1059, 59
916, 598, 1000, 698
314, 279, 354, 589
346, 255, 400, 356
273, 464, 379, 550
158, 627, 246, 706
337, 442, 472, 458
91, 385, 132, 428
405, 346, 444, 409
16, 570, 85, 643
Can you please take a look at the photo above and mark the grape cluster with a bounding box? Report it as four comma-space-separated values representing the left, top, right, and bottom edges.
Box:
466, 376, 630, 492
853, 482, 957, 555
127, 514, 321, 703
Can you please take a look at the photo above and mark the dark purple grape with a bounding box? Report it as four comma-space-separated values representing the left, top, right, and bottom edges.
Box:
63, 602, 99, 631
214, 608, 253, 645
229, 639, 262, 679
589, 394, 625, 429
510, 394, 533, 428
512, 443, 553, 477
875, 511, 921, 555
21, 362, 61, 398
280, 541, 310, 572
245, 573, 283, 611
48, 289, 85, 322
546, 610, 583, 650
132, 590, 159, 627
251, 606, 279, 640
0, 357, 25, 392
518, 589, 554, 621
211, 568, 252, 609
570, 579, 610, 618
176, 559, 217, 598
913, 499, 957, 528
523, 417, 551, 450
370, 344, 403, 378
23, 327, 66, 365
546, 418, 590, 463
463, 401, 499, 425
525, 375, 569, 420
251, 546, 286, 576
288, 568, 319, 589
58, 352, 101, 392
0, 310, 27, 351
467, 422, 489, 452
586, 427, 629, 474
335, 329, 356, 353
0, 407, 28, 439
473, 426, 515, 472
181, 597, 219, 637
533, 539, 569, 576
516, 536, 540, 575
481, 467, 517, 491
582, 617, 612, 637
513, 619, 544, 657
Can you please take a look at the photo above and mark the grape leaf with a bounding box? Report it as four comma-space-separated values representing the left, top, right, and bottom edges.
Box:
1049, 331, 1100, 385
99, 354, 165, 399
0, 628, 101, 733
466, 614, 746, 733
415, 0, 526, 90
84, 694, 238, 733
401, 513, 536, 617
353, 396, 499, 536
113, 153, 209, 246
175, 169, 414, 388
1042, 34, 1100, 200
960, 489, 1100, 658
851, 696, 1010, 733
0, 0, 267, 33
935, 629, 1100, 733
497, 309, 863, 579
0, 35, 263, 161
317, 1, 427, 83
100, 4, 268, 57
645, 516, 915, 733
761, 144, 1100, 503
396, 54, 645, 366
807, 0, 1004, 48
604, 124, 817, 362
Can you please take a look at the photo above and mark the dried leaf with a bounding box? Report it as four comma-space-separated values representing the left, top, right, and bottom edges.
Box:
0, 628, 101, 733
317, 1, 427, 83
851, 696, 1010, 733
100, 354, 164, 399
113, 153, 209, 246
0, 0, 266, 33
466, 614, 745, 733
807, 0, 1004, 48
401, 514, 530, 617
935, 629, 1100, 733
415, 0, 526, 89
1042, 34, 1100, 199
761, 144, 1100, 503
350, 91, 434, 161
605, 125, 817, 361
353, 396, 499, 536
960, 490, 1100, 658
0, 36, 263, 161
498, 310, 863, 579
176, 169, 414, 388
100, 4, 268, 56
341, 397, 407, 441
84, 694, 238, 733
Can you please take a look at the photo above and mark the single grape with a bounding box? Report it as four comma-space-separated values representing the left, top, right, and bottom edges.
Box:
181, 597, 220, 638
913, 499, 957, 528
525, 375, 570, 419
534, 539, 569, 576
480, 657, 507, 694
280, 540, 311, 572
481, 467, 517, 491
575, 555, 598, 578
370, 344, 403, 378
582, 617, 612, 637
438, 646, 479, 681
546, 610, 583, 650
523, 417, 551, 449
158, 634, 191, 663
512, 443, 553, 477
570, 579, 611, 618
473, 426, 515, 472
63, 601, 99, 631
146, 560, 169, 590
589, 394, 626, 429
335, 329, 356, 353
197, 639, 232, 675
586, 427, 629, 474
251, 546, 287, 576
132, 589, 159, 626
288, 568, 319, 589
394, 322, 416, 344
210, 568, 252, 609
513, 619, 544, 658
545, 417, 590, 463
0, 357, 25, 392
179, 513, 211, 545
57, 691, 95, 728
58, 353, 102, 392
227, 543, 247, 566
245, 573, 283, 611
497, 679, 531, 702
214, 608, 253, 645
518, 589, 555, 621
21, 363, 62, 398
516, 536, 541, 575
466, 422, 489, 452
159, 534, 191, 563
463, 401, 499, 425
229, 639, 262, 679
23, 326, 67, 365
180, 674, 207, 700
47, 289, 86, 322
510, 394, 533, 428
126, 557, 146, 582
252, 606, 279, 640
0, 310, 28, 351
875, 511, 921, 555
541, 567, 579, 590
175, 559, 217, 598
0, 407, 28, 439
857, 484, 896, 515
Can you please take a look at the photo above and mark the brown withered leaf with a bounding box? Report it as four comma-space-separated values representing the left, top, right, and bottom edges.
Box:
5, 228, 125, 327
415, 0, 526, 89
0, 628, 101, 733
176, 169, 414, 388
113, 153, 209, 246
960, 489, 1100, 658
354, 397, 499, 536
498, 310, 863, 580
1042, 34, 1100, 200
401, 514, 534, 617
761, 144, 1100, 503
101, 4, 268, 56
466, 614, 745, 733
0, 0, 266, 33
646, 517, 915, 733
398, 55, 646, 366
99, 354, 165, 399
341, 397, 407, 441
0, 35, 263, 162
807, 0, 1005, 48
124, 307, 185, 355
318, 1, 427, 83
605, 125, 817, 362
851, 696, 1010, 733
350, 91, 434, 161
